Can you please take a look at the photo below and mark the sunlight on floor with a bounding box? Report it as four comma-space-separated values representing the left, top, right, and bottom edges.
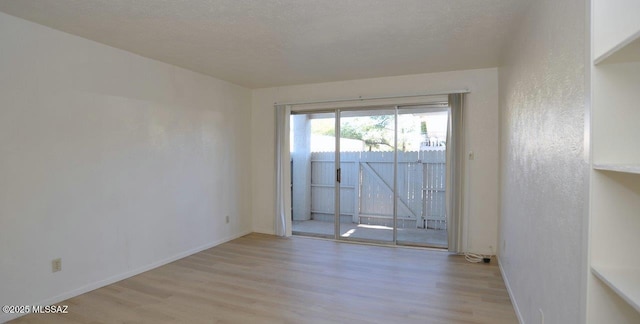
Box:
341, 229, 356, 237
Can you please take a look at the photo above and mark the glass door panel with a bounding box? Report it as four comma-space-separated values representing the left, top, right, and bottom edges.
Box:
290, 112, 336, 238
396, 107, 449, 248
338, 109, 396, 243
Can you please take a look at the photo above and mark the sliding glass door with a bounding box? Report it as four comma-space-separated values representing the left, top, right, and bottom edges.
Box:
338, 108, 396, 243
291, 105, 450, 248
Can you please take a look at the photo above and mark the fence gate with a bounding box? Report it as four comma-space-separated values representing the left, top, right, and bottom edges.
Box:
307, 150, 446, 229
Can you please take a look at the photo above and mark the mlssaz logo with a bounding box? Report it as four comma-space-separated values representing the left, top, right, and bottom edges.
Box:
31, 305, 69, 314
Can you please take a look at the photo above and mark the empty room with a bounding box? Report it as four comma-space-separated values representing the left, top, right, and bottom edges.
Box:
1, 0, 639, 323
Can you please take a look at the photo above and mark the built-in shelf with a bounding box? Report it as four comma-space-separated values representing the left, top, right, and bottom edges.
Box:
589, 1, 640, 322
595, 31, 640, 65
593, 164, 640, 175
592, 265, 640, 313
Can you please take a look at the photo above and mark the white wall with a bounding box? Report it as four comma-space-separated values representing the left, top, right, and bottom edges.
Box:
251, 68, 500, 255
497, 0, 588, 323
0, 12, 252, 321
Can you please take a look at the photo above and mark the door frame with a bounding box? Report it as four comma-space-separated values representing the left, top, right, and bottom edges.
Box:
290, 102, 450, 247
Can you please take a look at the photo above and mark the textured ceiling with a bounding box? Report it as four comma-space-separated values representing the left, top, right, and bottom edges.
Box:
0, 0, 529, 88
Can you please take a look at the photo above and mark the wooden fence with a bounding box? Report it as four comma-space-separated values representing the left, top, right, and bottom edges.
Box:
306, 150, 446, 229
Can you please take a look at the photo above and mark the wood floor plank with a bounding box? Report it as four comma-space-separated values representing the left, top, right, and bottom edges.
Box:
10, 233, 518, 324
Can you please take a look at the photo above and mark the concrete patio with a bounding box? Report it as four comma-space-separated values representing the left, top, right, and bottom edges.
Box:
293, 220, 448, 248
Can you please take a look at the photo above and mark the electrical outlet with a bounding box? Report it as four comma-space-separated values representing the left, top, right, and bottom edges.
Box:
52, 258, 62, 273
225, 215, 229, 223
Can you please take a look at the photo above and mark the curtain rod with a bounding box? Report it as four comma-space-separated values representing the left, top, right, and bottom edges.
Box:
273, 89, 469, 107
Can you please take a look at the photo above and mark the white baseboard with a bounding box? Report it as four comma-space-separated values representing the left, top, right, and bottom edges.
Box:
0, 230, 252, 323
498, 256, 524, 324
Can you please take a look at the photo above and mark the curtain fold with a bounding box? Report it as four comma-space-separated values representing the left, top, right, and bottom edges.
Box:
275, 105, 292, 237
446, 94, 465, 253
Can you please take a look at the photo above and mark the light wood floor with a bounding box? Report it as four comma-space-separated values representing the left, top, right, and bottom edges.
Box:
11, 233, 518, 324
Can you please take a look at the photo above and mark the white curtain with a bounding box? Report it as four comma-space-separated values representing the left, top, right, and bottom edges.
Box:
446, 94, 465, 253
275, 105, 292, 237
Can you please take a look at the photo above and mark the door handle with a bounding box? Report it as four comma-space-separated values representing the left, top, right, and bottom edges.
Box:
336, 168, 341, 183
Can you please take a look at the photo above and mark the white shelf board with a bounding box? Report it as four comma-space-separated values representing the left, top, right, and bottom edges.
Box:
593, 164, 640, 175
595, 30, 640, 65
592, 265, 640, 313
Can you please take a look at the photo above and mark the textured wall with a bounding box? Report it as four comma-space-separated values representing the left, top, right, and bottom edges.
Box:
0, 12, 252, 320
252, 68, 500, 255
498, 0, 588, 323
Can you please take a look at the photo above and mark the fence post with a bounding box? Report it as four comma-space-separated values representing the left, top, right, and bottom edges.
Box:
353, 153, 360, 223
